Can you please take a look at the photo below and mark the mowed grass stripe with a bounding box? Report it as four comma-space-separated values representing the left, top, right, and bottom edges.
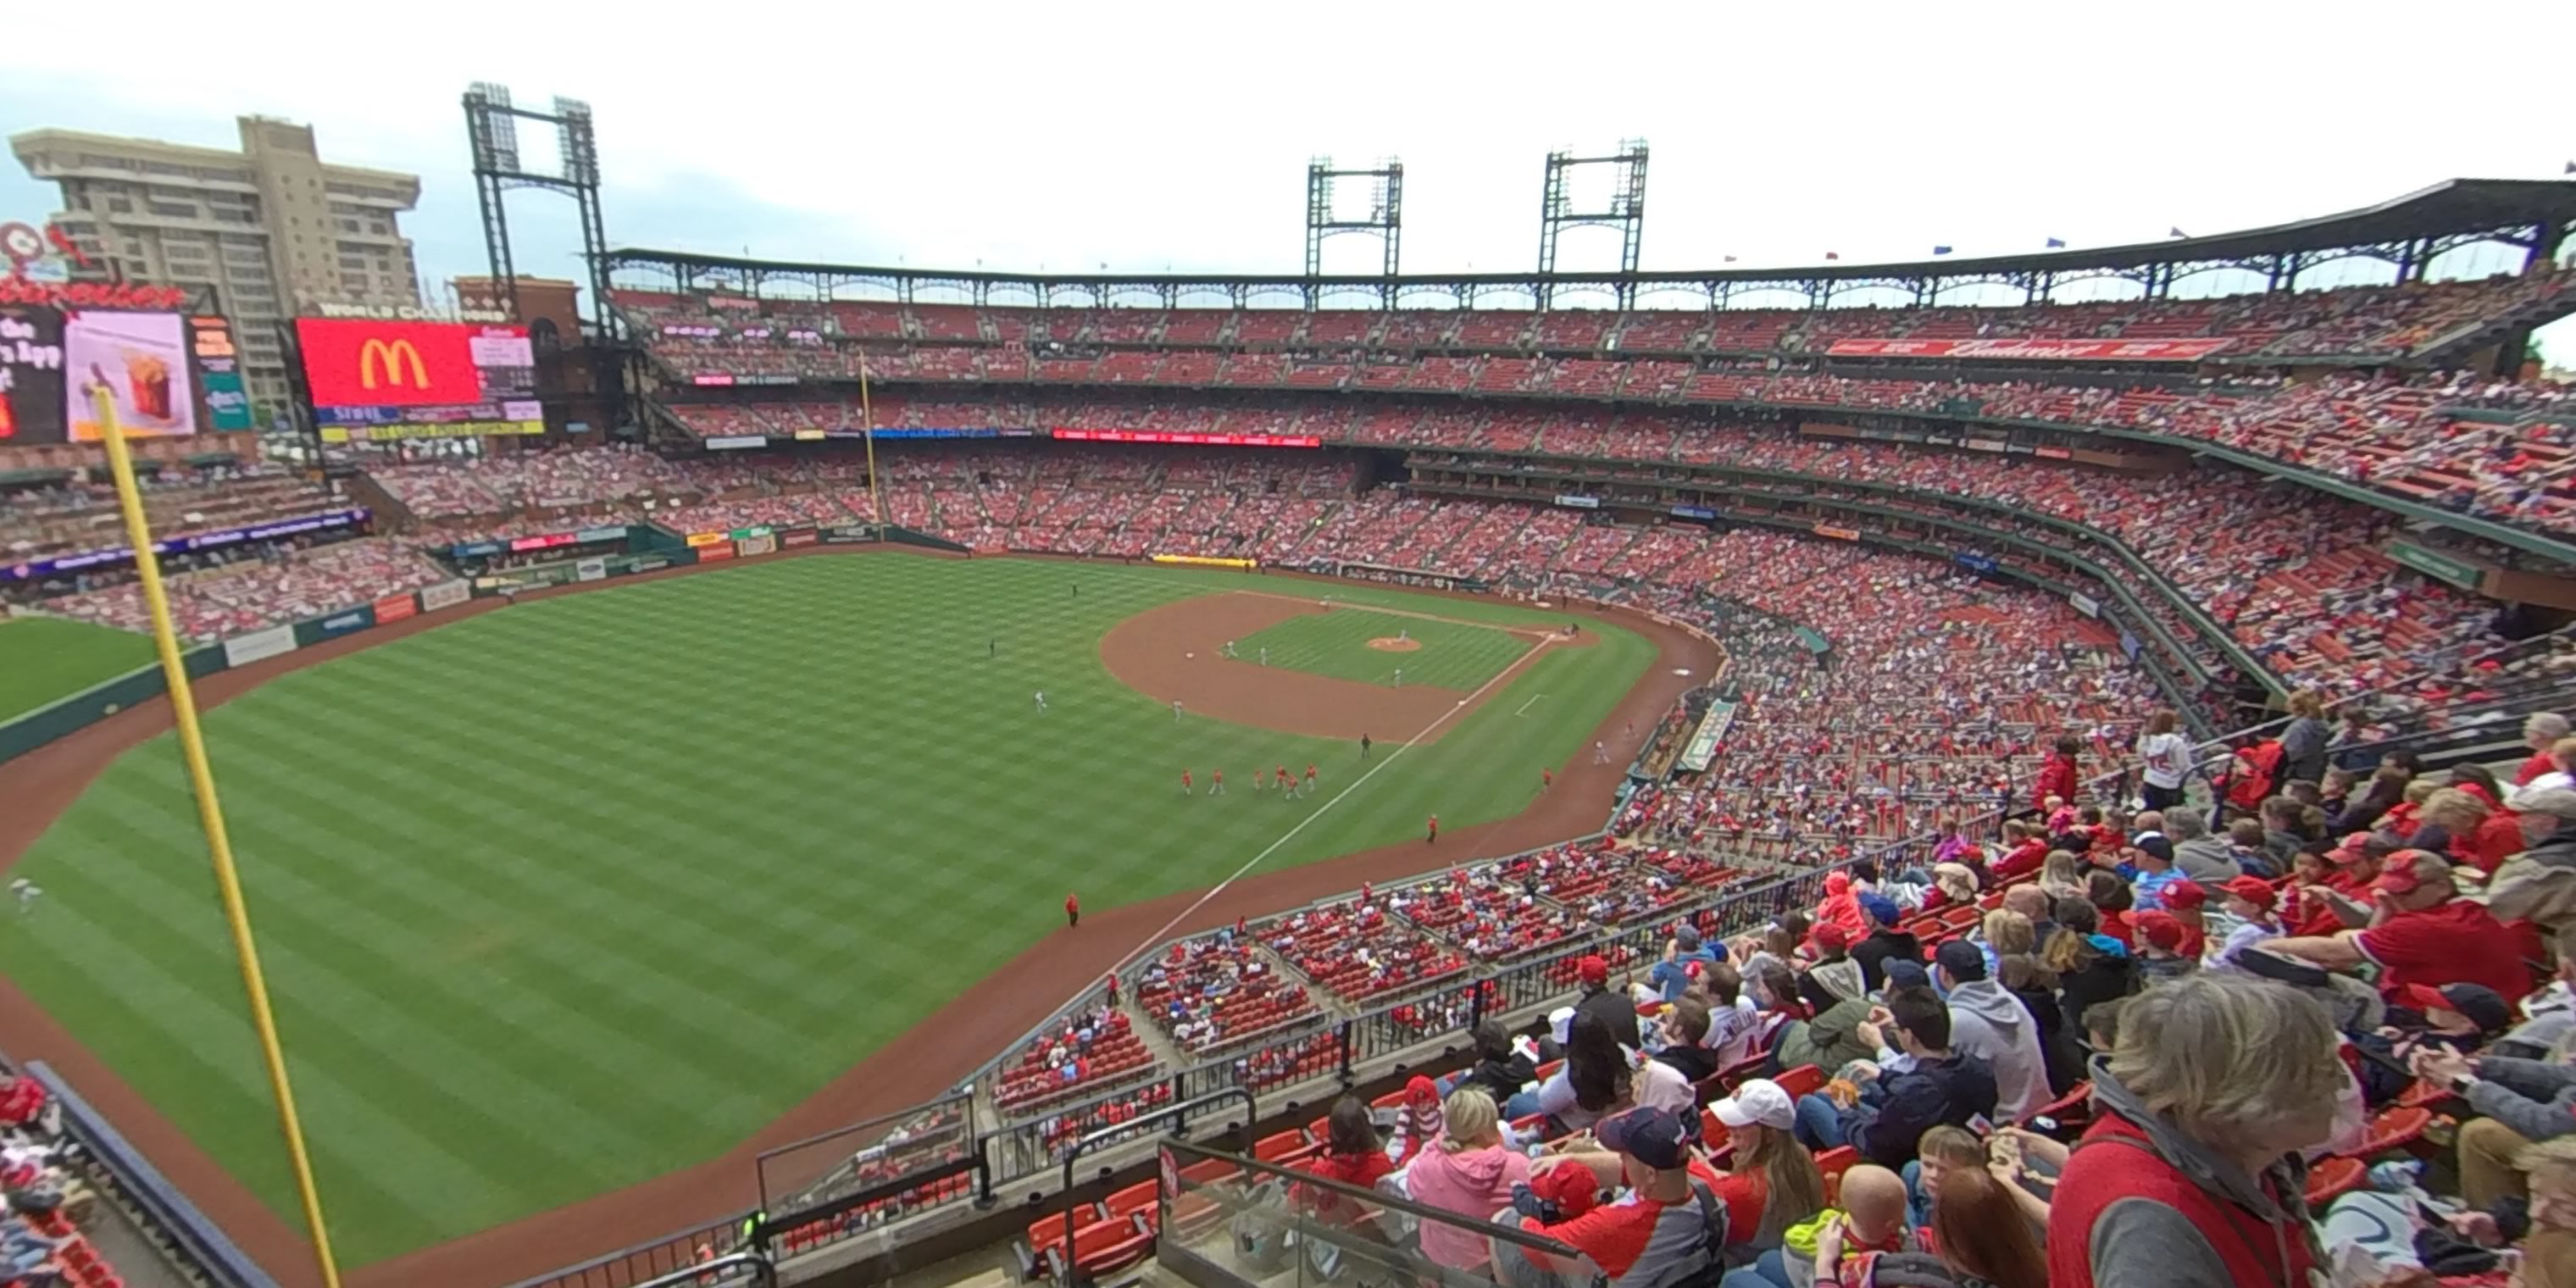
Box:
1235, 607, 1531, 690
0, 556, 1657, 1263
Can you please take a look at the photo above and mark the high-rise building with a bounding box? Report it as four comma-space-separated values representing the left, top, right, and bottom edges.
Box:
10, 116, 423, 422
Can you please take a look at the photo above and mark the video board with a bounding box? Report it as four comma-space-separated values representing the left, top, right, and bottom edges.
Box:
0, 306, 252, 442
294, 318, 543, 441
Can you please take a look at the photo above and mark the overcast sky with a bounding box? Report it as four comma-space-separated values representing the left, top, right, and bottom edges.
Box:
3, 0, 2570, 358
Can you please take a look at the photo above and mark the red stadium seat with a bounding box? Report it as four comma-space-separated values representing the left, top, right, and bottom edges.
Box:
2307, 1157, 2367, 1205
2362, 1106, 2434, 1156
1816, 1146, 1860, 1205
1773, 1065, 1825, 1102
1254, 1130, 1311, 1163
1048, 1215, 1153, 1279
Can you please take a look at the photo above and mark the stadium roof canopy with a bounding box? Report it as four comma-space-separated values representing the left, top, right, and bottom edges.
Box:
605, 179, 2576, 310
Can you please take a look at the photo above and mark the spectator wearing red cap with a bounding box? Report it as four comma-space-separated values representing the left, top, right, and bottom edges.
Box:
2262, 850, 2529, 1001
2207, 877, 2283, 968
2157, 879, 2209, 958
1574, 953, 1642, 1049
2133, 912, 2198, 985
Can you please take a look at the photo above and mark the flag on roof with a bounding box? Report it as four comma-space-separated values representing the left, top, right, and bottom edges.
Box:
2168, 226, 2189, 238
1723, 255, 1736, 263
2045, 237, 2067, 248
1932, 245, 1953, 256
2565, 160, 2574, 175
1824, 252, 1840, 261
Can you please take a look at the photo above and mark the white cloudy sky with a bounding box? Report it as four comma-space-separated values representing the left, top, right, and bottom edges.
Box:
3, 0, 2571, 357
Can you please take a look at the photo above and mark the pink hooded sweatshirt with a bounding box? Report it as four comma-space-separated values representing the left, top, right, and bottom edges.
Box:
1405, 1141, 1530, 1270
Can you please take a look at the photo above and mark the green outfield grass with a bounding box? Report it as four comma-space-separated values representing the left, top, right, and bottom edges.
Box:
0, 617, 158, 723
1235, 606, 1532, 690
0, 555, 1655, 1263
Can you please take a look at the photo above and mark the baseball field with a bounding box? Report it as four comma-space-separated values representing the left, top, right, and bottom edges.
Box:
0, 552, 1689, 1270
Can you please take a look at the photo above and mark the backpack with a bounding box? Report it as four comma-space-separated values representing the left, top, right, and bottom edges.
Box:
2225, 741, 2285, 812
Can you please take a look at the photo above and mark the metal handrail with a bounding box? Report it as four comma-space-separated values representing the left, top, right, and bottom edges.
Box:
627, 1252, 772, 1288
1049, 1087, 1255, 1285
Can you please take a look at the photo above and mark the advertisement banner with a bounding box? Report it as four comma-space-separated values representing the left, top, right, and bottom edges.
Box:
509, 531, 581, 554
2386, 539, 2481, 591
1813, 524, 1860, 541
373, 593, 419, 623
2120, 630, 2143, 661
821, 525, 877, 543
419, 579, 472, 612
1955, 552, 2001, 576
1052, 428, 1322, 449
686, 531, 729, 547
2068, 591, 2101, 618
1148, 553, 1257, 569
737, 536, 776, 557
780, 529, 819, 547
697, 543, 736, 563
295, 318, 532, 409
223, 624, 297, 668
1824, 336, 2235, 362
576, 558, 608, 582
4, 508, 371, 582
1669, 505, 1717, 521
2035, 445, 2072, 459
576, 525, 629, 544
193, 315, 253, 431
307, 607, 374, 641
64, 311, 197, 440
703, 435, 765, 450
630, 557, 671, 573
1964, 439, 2008, 452
1554, 494, 1601, 510
792, 429, 825, 441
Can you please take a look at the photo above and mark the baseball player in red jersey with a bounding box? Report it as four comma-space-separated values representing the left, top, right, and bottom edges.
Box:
1180, 769, 1193, 795
1209, 768, 1224, 796
1542, 767, 1554, 791
1426, 814, 1440, 843
1304, 763, 1318, 793
1275, 765, 1291, 793
1065, 892, 1080, 928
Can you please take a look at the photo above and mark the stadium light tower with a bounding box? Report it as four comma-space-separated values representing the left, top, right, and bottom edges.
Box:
463, 85, 615, 337
1535, 139, 1648, 308
1305, 157, 1403, 303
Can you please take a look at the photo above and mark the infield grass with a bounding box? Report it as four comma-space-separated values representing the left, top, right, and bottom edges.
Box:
0, 617, 157, 722
1235, 606, 1531, 690
0, 554, 1655, 1263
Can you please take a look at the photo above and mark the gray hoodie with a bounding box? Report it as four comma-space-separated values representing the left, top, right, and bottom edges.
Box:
1943, 979, 2048, 1121
2172, 834, 2240, 886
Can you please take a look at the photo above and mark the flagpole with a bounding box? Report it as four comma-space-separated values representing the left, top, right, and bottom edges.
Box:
857, 353, 883, 533
88, 386, 344, 1288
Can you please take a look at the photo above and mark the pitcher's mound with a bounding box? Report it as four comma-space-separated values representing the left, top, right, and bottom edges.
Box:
1368, 637, 1424, 652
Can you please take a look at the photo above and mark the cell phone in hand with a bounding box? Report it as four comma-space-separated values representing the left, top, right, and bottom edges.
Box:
1967, 1113, 1995, 1137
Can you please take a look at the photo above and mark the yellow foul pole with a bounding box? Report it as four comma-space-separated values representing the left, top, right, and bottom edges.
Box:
88, 387, 344, 1288
857, 353, 884, 532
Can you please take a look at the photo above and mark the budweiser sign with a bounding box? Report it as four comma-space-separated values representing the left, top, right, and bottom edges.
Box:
1824, 336, 2235, 362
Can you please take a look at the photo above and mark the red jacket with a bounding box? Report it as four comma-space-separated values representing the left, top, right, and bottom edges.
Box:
1294, 1149, 1393, 1224
2051, 1109, 2319, 1288
2035, 754, 2078, 808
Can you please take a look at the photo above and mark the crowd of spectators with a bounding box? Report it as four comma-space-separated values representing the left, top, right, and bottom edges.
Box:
369, 445, 697, 518
36, 536, 450, 641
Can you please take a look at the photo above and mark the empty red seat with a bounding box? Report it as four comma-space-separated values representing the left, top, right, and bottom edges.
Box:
1254, 1130, 1310, 1163
2307, 1156, 2367, 1205
1774, 1064, 1825, 1102
2362, 1106, 2433, 1156
1052, 1215, 1153, 1279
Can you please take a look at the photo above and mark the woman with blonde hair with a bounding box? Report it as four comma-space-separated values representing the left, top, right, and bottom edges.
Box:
1402, 1087, 1530, 1272
2419, 786, 2522, 874
2038, 849, 2085, 902
2050, 973, 2344, 1288
1978, 908, 2035, 979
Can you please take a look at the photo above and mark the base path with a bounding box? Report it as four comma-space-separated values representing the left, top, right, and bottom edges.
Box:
1097, 591, 1591, 743
0, 549, 1718, 1288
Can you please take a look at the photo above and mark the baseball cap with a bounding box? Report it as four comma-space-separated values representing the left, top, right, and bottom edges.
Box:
2372, 851, 2453, 898
1858, 893, 1901, 926
1405, 1074, 1439, 1108
1549, 1006, 1577, 1046
2221, 876, 2278, 911
1710, 1079, 1796, 1131
1674, 924, 1702, 951
2134, 910, 2185, 953
1881, 960, 1932, 994
2402, 982, 2512, 1033
1528, 1157, 1601, 1219
1813, 924, 1851, 952
1578, 955, 1609, 986
2518, 788, 2576, 822
1933, 938, 1987, 982
2161, 879, 2206, 910
1596, 1106, 1694, 1171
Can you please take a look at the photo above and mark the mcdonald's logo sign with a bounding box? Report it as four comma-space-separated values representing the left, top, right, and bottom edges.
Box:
295, 317, 503, 408
358, 338, 428, 390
